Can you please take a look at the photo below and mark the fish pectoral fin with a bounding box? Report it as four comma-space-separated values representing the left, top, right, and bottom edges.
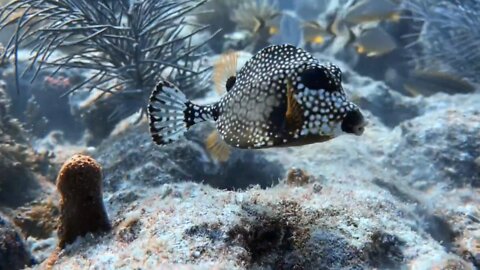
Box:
311, 35, 324, 44
389, 12, 401, 22
403, 83, 421, 97
205, 131, 231, 162
285, 82, 304, 132
269, 26, 279, 36
213, 51, 238, 95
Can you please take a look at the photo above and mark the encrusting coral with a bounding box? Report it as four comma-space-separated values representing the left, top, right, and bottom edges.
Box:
0, 212, 35, 270
13, 198, 60, 240
0, 80, 52, 207
56, 154, 110, 248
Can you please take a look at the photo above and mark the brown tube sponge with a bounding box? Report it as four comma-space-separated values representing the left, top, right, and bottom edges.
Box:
56, 154, 111, 248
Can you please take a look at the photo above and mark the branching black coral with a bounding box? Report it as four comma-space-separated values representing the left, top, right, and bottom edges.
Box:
403, 0, 480, 82
0, 0, 213, 120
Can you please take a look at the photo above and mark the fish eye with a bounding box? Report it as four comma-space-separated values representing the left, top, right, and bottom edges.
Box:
300, 66, 337, 92
225, 76, 236, 91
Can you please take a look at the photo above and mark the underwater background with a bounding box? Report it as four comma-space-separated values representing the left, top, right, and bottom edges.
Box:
0, 0, 479, 269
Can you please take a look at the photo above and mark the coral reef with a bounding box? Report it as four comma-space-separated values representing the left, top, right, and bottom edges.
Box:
0, 81, 52, 207
362, 231, 405, 268
0, 0, 212, 143
0, 212, 35, 270
21, 51, 480, 270
388, 101, 480, 188
56, 154, 110, 248
0, 2, 479, 268
41, 178, 474, 269
13, 199, 60, 240
0, 62, 85, 140
286, 168, 311, 186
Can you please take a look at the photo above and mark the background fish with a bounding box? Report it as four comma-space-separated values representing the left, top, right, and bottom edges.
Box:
302, 21, 331, 45
148, 44, 366, 151
272, 10, 303, 46
403, 70, 475, 97
343, 0, 400, 25
353, 26, 398, 57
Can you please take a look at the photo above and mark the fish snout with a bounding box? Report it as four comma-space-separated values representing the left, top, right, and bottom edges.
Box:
341, 109, 367, 136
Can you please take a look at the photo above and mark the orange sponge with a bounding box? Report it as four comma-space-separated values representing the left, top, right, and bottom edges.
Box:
56, 154, 110, 248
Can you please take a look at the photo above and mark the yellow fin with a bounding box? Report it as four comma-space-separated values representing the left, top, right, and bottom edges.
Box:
205, 131, 231, 162
269, 26, 279, 35
213, 51, 238, 95
253, 17, 264, 34
389, 12, 401, 22
311, 35, 324, 44
356, 45, 365, 54
285, 81, 303, 131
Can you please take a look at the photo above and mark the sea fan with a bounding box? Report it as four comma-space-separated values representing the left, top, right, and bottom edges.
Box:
0, 0, 213, 121
403, 0, 480, 82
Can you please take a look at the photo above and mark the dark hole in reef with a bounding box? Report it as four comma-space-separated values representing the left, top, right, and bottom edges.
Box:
184, 223, 224, 242
228, 218, 295, 264
362, 231, 405, 268
0, 166, 40, 207
196, 151, 284, 190
422, 214, 457, 251
168, 142, 285, 190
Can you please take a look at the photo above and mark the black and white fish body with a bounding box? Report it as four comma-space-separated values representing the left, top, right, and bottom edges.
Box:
148, 44, 366, 152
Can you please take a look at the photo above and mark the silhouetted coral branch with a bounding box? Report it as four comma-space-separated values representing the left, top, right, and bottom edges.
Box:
0, 0, 212, 118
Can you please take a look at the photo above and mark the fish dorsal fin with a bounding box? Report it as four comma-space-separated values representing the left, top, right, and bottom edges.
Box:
303, 21, 326, 44
213, 51, 238, 95
253, 16, 264, 34
205, 130, 231, 162
285, 81, 304, 132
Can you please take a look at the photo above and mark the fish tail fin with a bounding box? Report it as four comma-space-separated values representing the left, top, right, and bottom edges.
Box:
148, 80, 218, 145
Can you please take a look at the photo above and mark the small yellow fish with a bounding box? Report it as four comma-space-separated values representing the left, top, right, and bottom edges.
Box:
302, 15, 356, 47
344, 0, 401, 25
353, 27, 397, 57
302, 21, 330, 45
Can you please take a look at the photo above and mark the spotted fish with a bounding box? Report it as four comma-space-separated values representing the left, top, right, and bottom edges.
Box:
148, 44, 366, 153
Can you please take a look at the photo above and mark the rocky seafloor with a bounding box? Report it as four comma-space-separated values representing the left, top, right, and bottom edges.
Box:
3, 54, 479, 269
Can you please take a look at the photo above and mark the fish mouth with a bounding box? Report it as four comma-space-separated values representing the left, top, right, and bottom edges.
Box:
353, 120, 368, 136
341, 109, 367, 136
